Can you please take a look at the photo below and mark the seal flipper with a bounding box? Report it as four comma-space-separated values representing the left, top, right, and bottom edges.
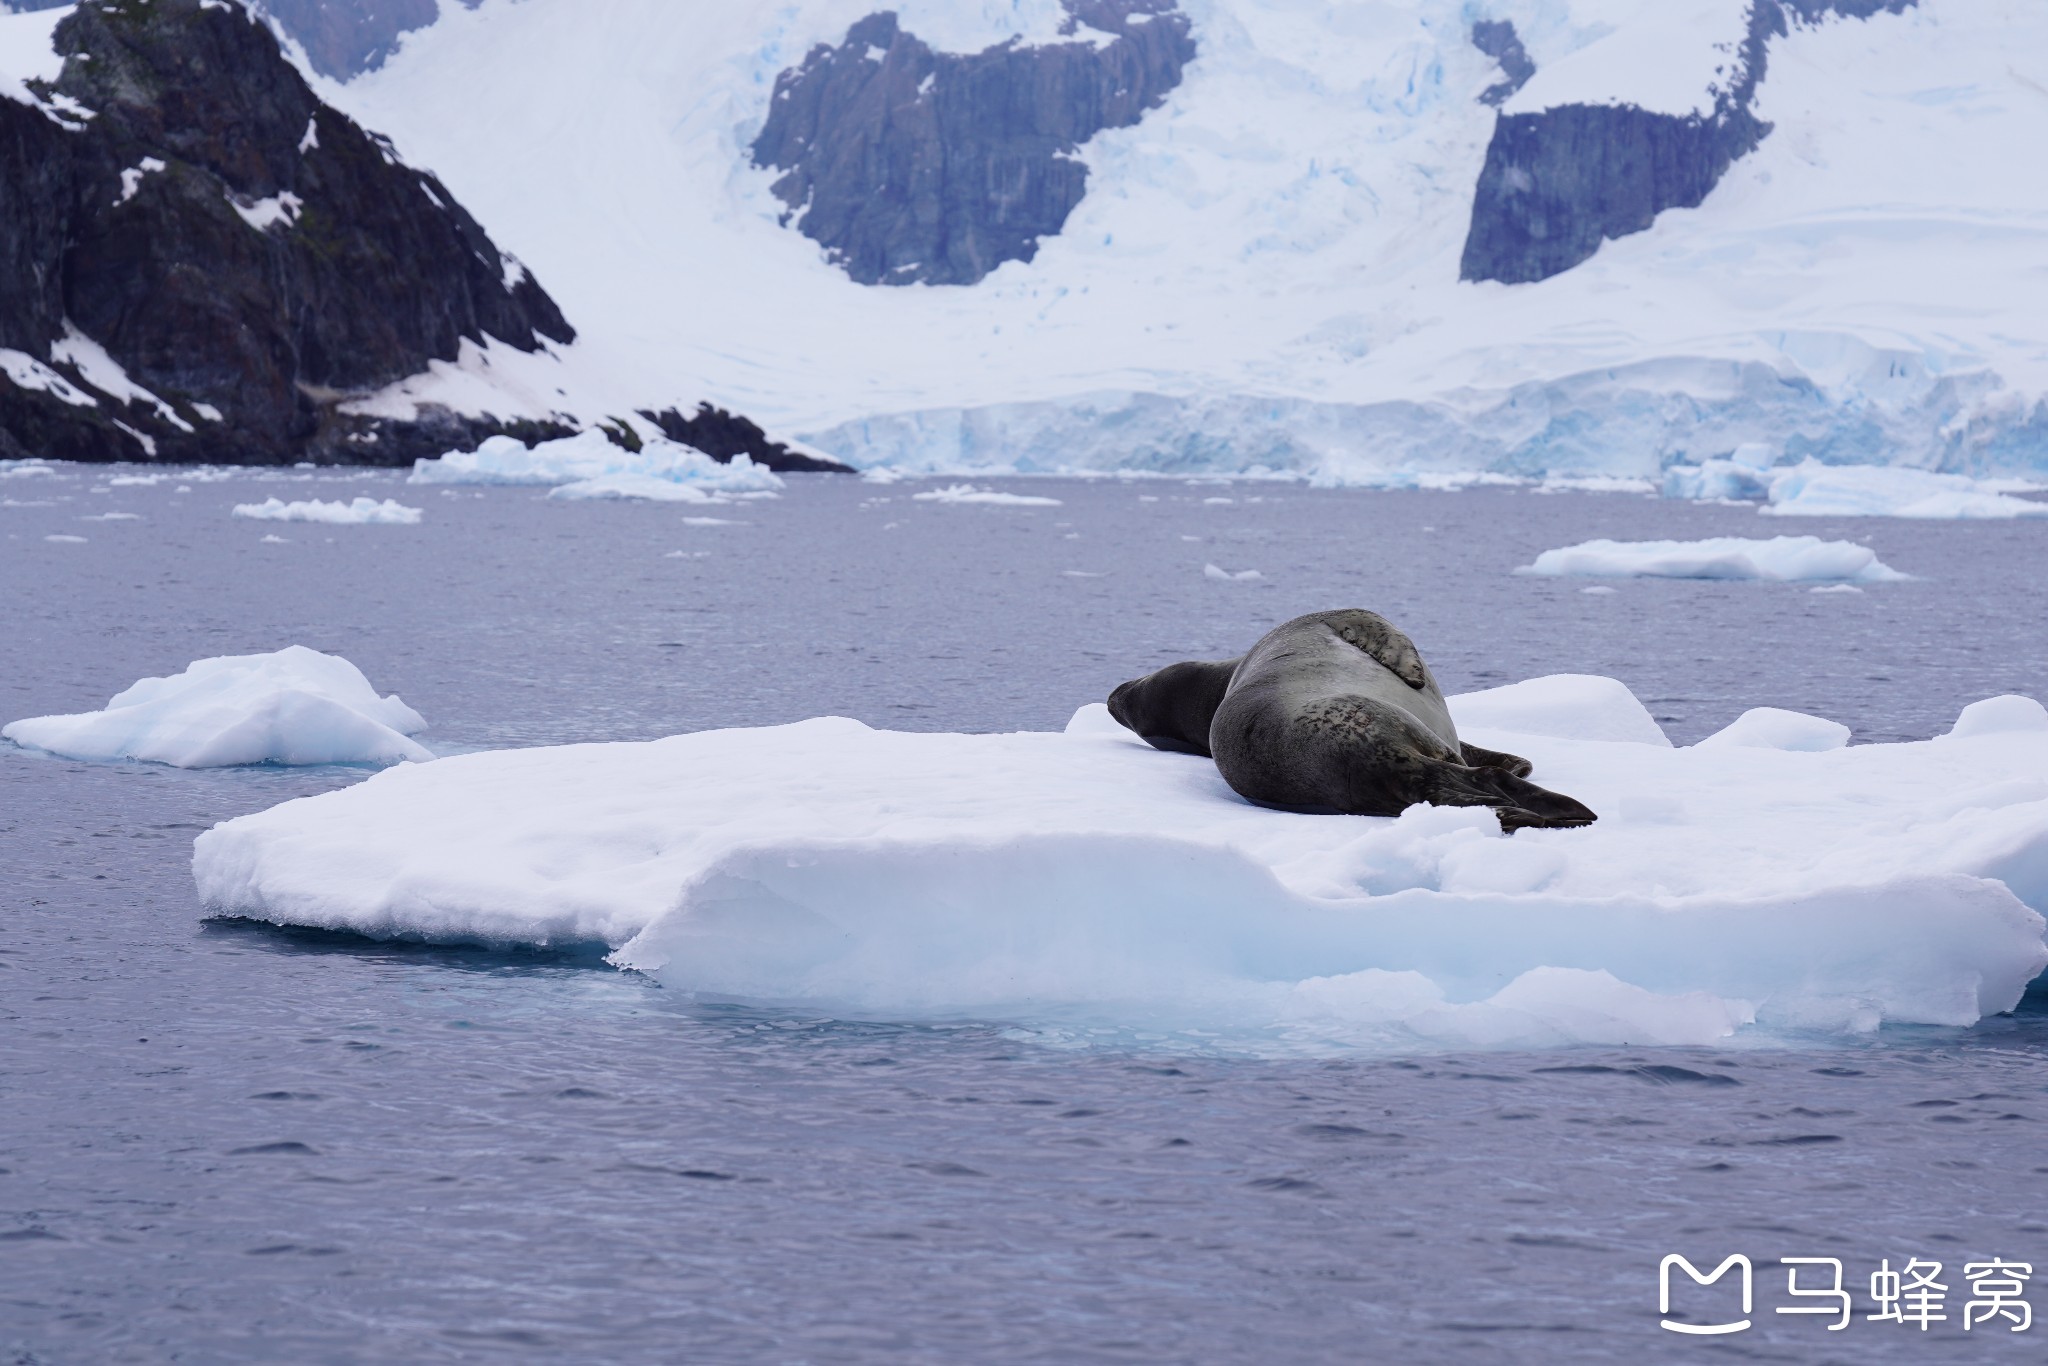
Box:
1424, 762, 1597, 834
1327, 611, 1431, 691
1459, 742, 1533, 779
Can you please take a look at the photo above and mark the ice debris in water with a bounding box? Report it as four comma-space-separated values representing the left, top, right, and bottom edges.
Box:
1520, 535, 1906, 583
191, 676, 2048, 1054
408, 430, 782, 502
909, 483, 1063, 507
232, 497, 423, 525
1761, 461, 2048, 520
5, 646, 432, 769
1203, 563, 1263, 582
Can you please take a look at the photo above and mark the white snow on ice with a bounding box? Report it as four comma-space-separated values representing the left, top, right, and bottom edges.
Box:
5, 646, 433, 769
1520, 535, 1907, 582
1695, 707, 1851, 753
232, 496, 424, 525
191, 676, 2048, 1053
1762, 461, 2048, 519
407, 430, 783, 501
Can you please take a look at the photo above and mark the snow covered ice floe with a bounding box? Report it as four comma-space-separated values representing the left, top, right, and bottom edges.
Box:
909, 483, 1062, 507
232, 497, 424, 525
1520, 536, 1907, 583
7, 646, 431, 768
1760, 461, 2048, 520
192, 676, 2048, 1055
408, 431, 782, 502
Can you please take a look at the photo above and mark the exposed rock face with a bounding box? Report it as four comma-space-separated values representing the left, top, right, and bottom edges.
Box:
0, 0, 574, 464
1470, 19, 1532, 107
9, 0, 462, 79
1460, 0, 1917, 286
638, 405, 854, 474
752, 1, 1196, 287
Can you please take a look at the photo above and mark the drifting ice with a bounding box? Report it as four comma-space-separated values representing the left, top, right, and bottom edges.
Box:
6, 646, 432, 768
192, 676, 2048, 1053
1521, 536, 1907, 583
232, 497, 424, 525
909, 483, 1063, 507
1760, 462, 2048, 520
409, 431, 783, 500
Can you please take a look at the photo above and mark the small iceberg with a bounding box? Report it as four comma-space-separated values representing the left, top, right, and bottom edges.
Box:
6, 646, 431, 768
1520, 536, 1906, 583
409, 430, 783, 501
910, 483, 1063, 507
1203, 563, 1263, 582
1762, 461, 2048, 520
192, 677, 2048, 1053
232, 497, 423, 525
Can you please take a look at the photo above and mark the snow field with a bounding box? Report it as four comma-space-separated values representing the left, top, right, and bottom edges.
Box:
5, 646, 432, 768
191, 675, 2048, 1053
1520, 535, 1906, 582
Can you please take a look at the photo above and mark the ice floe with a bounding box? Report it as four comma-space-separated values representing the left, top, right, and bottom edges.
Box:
1760, 461, 2048, 520
1203, 563, 1263, 582
232, 497, 424, 525
1695, 708, 1850, 754
7, 647, 431, 768
408, 431, 783, 501
192, 677, 2048, 1054
910, 483, 1063, 507
1521, 536, 1907, 583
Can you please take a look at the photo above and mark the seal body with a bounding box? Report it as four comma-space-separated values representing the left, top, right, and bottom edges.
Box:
1109, 609, 1596, 832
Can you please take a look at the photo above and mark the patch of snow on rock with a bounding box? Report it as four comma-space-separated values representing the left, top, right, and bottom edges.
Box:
5, 646, 432, 769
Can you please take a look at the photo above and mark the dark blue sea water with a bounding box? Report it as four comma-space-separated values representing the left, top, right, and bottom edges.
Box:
4, 465, 2047, 1363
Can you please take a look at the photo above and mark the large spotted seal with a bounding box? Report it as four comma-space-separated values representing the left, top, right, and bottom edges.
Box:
1107, 609, 1596, 832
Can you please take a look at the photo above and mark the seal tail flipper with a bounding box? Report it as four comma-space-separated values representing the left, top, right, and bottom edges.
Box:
1425, 763, 1596, 833
1459, 742, 1533, 778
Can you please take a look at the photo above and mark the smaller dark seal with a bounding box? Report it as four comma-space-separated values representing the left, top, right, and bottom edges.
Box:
1108, 609, 1596, 832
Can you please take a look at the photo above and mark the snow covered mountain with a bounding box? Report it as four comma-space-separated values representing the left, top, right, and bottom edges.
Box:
9, 0, 2046, 484
290, 0, 2044, 484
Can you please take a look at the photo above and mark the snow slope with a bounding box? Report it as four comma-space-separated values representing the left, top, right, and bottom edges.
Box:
320, 0, 2048, 483
192, 678, 2048, 1054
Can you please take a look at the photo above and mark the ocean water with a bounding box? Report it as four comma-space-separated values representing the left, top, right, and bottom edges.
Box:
4, 467, 2046, 1363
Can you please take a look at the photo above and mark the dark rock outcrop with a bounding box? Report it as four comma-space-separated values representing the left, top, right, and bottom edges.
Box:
1460, 0, 1917, 285
1471, 19, 1533, 107
638, 404, 854, 474
751, 1, 1195, 287
10, 0, 464, 80
0, 0, 574, 464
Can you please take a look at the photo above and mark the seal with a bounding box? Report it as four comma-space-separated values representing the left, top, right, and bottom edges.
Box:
1107, 609, 1596, 832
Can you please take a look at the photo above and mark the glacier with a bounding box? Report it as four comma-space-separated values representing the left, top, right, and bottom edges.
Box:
191, 677, 2048, 1055
5, 646, 432, 768
310, 0, 2048, 486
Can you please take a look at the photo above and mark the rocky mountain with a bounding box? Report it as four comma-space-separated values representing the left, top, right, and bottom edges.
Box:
0, 0, 581, 464
8, 0, 459, 79
751, 1, 1195, 287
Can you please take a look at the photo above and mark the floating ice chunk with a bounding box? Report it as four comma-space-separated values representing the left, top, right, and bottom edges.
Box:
232, 497, 423, 524
910, 483, 1063, 507
1521, 535, 1907, 583
1580, 585, 1616, 595
548, 473, 723, 503
1447, 675, 1671, 747
43, 533, 86, 543
1763, 461, 2048, 520
2, 459, 55, 478
260, 534, 289, 544
1696, 708, 1851, 753
1810, 584, 1863, 595
6, 646, 431, 768
1203, 563, 1262, 581
1946, 695, 2048, 740
192, 679, 2048, 1052
409, 430, 782, 497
